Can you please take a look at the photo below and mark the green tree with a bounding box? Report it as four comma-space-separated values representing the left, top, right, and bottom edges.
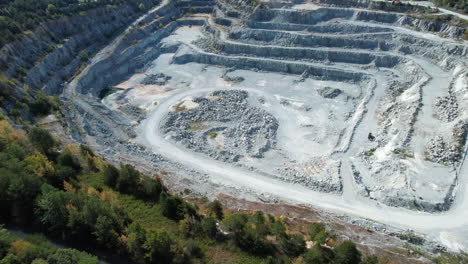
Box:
161, 195, 187, 221
116, 164, 140, 193
271, 221, 286, 237
28, 127, 56, 154
303, 244, 335, 264
57, 150, 81, 171
309, 222, 328, 244
362, 255, 379, 264
36, 189, 73, 234
103, 164, 119, 188
207, 199, 223, 220
127, 223, 147, 264
201, 216, 218, 239
79, 51, 89, 62
138, 176, 164, 201
93, 215, 119, 248
278, 234, 306, 257
47, 249, 98, 264
143, 230, 173, 263
333, 241, 362, 264
30, 92, 56, 116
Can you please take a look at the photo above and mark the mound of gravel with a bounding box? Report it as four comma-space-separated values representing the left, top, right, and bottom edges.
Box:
161, 90, 278, 162
141, 73, 172, 85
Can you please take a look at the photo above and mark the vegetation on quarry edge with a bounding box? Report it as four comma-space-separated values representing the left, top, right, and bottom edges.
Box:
0, 0, 467, 263
0, 117, 380, 264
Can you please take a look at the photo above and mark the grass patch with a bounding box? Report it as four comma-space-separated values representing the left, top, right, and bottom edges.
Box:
209, 131, 218, 139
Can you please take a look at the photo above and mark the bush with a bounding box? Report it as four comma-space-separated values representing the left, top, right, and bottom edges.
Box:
116, 164, 140, 194
57, 150, 81, 171
143, 229, 173, 263
333, 241, 361, 264
160, 195, 188, 221
0, 75, 15, 98
79, 51, 89, 62
184, 239, 203, 259
30, 92, 57, 116
303, 244, 335, 264
308, 223, 328, 244
201, 216, 218, 239
28, 127, 56, 154
47, 249, 98, 264
103, 164, 119, 188
127, 223, 147, 264
138, 176, 164, 202
278, 234, 306, 257
207, 200, 223, 220
362, 255, 379, 264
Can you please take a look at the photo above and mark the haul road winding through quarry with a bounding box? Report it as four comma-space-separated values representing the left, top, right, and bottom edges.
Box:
62, 0, 468, 252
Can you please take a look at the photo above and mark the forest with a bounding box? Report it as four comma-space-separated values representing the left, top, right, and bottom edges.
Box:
0, 118, 388, 263
0, 0, 154, 48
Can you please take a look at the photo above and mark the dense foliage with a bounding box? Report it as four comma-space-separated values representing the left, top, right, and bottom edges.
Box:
0, 0, 151, 48
0, 228, 98, 264
0, 120, 380, 263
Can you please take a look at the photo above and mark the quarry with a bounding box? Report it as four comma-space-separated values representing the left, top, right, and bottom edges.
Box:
16, 0, 466, 254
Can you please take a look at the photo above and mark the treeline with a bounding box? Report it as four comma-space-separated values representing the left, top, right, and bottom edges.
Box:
431, 0, 467, 14
0, 228, 98, 264
0, 0, 154, 48
0, 120, 384, 263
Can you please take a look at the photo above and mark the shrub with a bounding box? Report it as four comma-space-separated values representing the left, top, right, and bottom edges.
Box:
127, 223, 147, 264
184, 239, 203, 259
333, 241, 362, 264
207, 200, 223, 220
308, 223, 328, 244
138, 176, 164, 202
201, 216, 218, 239
143, 229, 173, 263
279, 234, 306, 257
362, 255, 379, 264
30, 92, 57, 116
79, 51, 89, 62
103, 164, 119, 188
28, 127, 57, 154
57, 150, 81, 171
47, 249, 98, 264
116, 164, 140, 194
303, 244, 335, 264
160, 195, 187, 221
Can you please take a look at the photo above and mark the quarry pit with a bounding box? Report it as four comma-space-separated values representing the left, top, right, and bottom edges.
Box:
61, 0, 468, 253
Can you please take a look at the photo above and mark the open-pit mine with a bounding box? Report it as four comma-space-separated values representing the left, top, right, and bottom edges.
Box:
50, 0, 468, 253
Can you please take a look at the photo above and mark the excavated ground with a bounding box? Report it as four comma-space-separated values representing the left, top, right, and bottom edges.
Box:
62, 0, 468, 253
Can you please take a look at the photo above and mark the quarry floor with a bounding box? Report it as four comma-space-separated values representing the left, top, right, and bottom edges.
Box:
64, 0, 468, 253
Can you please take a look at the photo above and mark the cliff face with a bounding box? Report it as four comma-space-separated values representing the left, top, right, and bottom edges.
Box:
0, 1, 161, 96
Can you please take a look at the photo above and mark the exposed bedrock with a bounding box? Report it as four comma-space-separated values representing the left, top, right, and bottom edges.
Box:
0, 1, 160, 95
228, 27, 467, 67
246, 21, 395, 34
250, 7, 466, 38
219, 41, 403, 67
42, 0, 467, 216
229, 29, 391, 50
174, 46, 367, 81
75, 18, 205, 96
161, 90, 279, 162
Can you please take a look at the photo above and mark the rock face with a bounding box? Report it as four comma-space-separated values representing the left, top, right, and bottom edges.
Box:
2, 0, 467, 215
161, 90, 279, 162
318, 87, 342, 99
0, 2, 159, 95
